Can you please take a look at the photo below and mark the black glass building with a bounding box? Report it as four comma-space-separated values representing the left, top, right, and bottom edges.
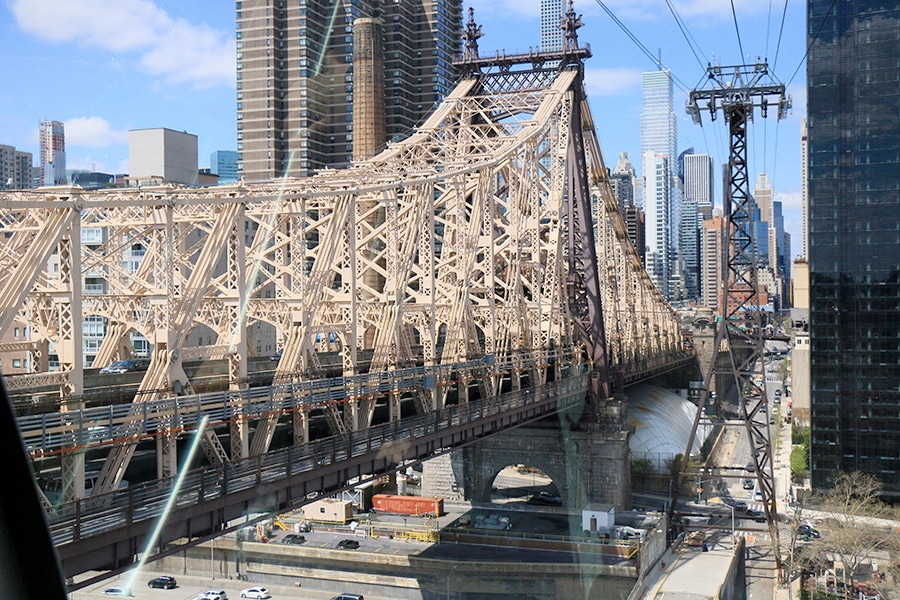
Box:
807, 1, 900, 495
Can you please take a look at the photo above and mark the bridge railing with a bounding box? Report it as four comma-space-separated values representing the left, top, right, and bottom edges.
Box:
46, 373, 591, 547
19, 350, 589, 456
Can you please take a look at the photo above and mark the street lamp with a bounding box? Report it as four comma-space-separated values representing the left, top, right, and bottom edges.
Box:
446, 563, 459, 599
713, 501, 735, 548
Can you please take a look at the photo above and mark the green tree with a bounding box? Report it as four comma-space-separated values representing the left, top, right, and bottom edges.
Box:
815, 471, 900, 599
790, 445, 808, 483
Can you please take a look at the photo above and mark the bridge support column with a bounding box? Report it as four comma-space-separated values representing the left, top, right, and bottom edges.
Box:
429, 414, 633, 511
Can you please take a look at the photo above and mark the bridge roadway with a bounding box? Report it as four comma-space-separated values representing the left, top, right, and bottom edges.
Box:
49, 372, 590, 584
38, 350, 693, 585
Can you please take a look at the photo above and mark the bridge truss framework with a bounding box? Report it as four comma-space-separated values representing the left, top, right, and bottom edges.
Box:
1, 35, 685, 504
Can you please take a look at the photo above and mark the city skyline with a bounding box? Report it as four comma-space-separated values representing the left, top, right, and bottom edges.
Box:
0, 0, 807, 253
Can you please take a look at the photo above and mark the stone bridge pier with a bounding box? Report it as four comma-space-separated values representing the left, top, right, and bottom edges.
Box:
421, 415, 632, 511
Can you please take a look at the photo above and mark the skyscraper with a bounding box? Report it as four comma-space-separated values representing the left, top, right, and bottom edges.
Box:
643, 151, 669, 298
540, 0, 564, 52
807, 0, 900, 494
800, 117, 809, 259
610, 152, 645, 265
683, 153, 714, 220
210, 150, 239, 184
680, 151, 712, 301
641, 69, 680, 299
39, 120, 66, 186
700, 214, 725, 312
236, 0, 462, 181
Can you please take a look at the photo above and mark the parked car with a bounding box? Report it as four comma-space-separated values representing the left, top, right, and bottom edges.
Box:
281, 534, 306, 545
745, 461, 756, 472
331, 595, 364, 600
200, 590, 229, 600
529, 491, 562, 506
148, 575, 177, 589
797, 524, 820, 538
742, 479, 754, 490
100, 359, 150, 374
754, 490, 763, 502
337, 539, 360, 550
295, 521, 313, 532
240, 587, 271, 599
268, 349, 283, 361
103, 586, 134, 596
734, 501, 748, 511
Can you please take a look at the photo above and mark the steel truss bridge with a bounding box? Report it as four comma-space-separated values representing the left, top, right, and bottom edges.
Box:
1, 18, 691, 583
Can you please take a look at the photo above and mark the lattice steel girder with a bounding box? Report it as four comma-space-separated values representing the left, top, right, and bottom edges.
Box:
674, 80, 784, 579
3, 60, 687, 490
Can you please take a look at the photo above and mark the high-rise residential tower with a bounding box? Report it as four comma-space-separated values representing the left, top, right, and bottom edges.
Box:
640, 69, 680, 299
807, 0, 900, 494
0, 144, 33, 190
236, 0, 462, 181
39, 120, 66, 186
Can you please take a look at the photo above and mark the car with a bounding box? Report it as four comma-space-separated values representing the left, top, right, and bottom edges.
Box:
746, 461, 756, 472
194, 595, 223, 600
331, 595, 364, 600
742, 479, 754, 490
745, 509, 766, 522
529, 491, 562, 506
268, 349, 283, 361
295, 521, 313, 532
797, 524, 821, 538
336, 539, 360, 550
148, 575, 177, 589
100, 358, 150, 374
103, 586, 134, 597
734, 501, 748, 511
754, 490, 763, 502
240, 587, 271, 599
281, 533, 306, 545
200, 590, 229, 600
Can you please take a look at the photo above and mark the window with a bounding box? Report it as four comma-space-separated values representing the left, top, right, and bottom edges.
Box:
12, 359, 21, 369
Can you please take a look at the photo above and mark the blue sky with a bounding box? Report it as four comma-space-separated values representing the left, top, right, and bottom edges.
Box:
0, 0, 807, 255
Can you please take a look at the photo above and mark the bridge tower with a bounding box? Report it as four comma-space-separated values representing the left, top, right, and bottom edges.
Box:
672, 62, 790, 577
436, 1, 635, 510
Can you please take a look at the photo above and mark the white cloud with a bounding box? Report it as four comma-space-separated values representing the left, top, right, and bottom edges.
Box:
585, 68, 643, 96
776, 190, 802, 211
11, 0, 233, 88
64, 117, 128, 148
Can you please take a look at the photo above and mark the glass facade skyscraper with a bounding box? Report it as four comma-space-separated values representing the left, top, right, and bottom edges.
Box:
641, 69, 681, 300
807, 0, 900, 495
237, 0, 462, 181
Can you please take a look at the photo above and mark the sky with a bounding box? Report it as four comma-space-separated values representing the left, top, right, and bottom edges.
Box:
0, 0, 807, 256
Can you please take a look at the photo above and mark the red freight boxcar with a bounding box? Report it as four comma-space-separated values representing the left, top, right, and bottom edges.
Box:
371, 494, 443, 516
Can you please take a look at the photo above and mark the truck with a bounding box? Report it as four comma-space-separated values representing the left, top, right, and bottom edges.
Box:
371, 494, 443, 516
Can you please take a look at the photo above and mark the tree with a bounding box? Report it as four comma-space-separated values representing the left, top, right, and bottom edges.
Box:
814, 471, 900, 598
790, 445, 807, 483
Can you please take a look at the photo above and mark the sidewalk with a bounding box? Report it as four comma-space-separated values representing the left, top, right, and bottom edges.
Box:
641, 540, 739, 600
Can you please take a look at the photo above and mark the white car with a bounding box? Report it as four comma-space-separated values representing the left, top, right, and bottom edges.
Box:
240, 588, 271, 599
